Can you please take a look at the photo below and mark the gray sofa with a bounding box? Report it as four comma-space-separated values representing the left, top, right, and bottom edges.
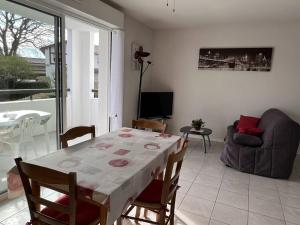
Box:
220, 108, 300, 179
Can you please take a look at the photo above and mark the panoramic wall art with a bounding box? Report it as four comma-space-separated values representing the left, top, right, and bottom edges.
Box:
198, 47, 273, 72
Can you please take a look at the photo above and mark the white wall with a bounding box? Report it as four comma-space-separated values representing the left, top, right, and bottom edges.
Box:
122, 16, 154, 127
151, 23, 300, 140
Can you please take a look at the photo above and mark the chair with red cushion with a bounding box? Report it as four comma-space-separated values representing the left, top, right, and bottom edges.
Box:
15, 157, 100, 225
119, 138, 188, 225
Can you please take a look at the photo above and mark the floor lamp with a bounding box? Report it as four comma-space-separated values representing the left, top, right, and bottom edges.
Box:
135, 46, 151, 120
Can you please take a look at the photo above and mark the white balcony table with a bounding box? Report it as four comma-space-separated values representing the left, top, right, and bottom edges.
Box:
28, 128, 181, 225
0, 110, 52, 152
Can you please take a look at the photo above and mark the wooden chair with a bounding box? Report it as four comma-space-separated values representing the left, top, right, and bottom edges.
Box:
132, 119, 167, 133
15, 157, 100, 225
120, 138, 188, 225
60, 126, 95, 148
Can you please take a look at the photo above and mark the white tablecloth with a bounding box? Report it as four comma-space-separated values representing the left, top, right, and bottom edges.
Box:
29, 128, 181, 224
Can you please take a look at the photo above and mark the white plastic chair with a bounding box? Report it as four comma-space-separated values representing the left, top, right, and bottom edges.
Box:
0, 113, 40, 159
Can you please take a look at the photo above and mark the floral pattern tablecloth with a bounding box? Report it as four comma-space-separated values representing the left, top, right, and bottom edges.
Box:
29, 128, 181, 224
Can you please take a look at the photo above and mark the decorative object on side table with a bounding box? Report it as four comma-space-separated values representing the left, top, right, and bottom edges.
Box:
191, 118, 205, 130
180, 125, 212, 153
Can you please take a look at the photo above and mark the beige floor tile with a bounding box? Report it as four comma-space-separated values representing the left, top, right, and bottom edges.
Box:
0, 197, 27, 222
223, 168, 250, 184
249, 186, 281, 203
220, 179, 249, 195
249, 175, 277, 190
187, 183, 219, 202
209, 219, 229, 225
175, 193, 185, 209
180, 169, 198, 182
175, 209, 210, 225
248, 212, 285, 225
216, 189, 248, 210
211, 203, 248, 225
280, 192, 300, 209
195, 173, 222, 189
277, 181, 300, 197
178, 180, 193, 195
249, 196, 284, 220
1, 208, 30, 225
283, 206, 300, 225
179, 195, 214, 218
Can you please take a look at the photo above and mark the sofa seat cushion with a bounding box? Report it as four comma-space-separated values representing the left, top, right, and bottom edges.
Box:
239, 127, 264, 136
233, 132, 263, 147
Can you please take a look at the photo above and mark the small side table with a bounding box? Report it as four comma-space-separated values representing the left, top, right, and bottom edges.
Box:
180, 126, 212, 153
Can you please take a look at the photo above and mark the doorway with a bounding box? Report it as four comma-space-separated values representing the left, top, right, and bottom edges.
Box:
64, 16, 110, 137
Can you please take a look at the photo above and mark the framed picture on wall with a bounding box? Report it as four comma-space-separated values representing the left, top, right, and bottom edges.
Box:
198, 47, 273, 72
131, 42, 141, 71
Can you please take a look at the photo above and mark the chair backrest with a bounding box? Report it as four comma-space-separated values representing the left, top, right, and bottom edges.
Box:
15, 157, 77, 225
15, 113, 40, 142
132, 119, 167, 133
161, 138, 188, 205
60, 126, 96, 148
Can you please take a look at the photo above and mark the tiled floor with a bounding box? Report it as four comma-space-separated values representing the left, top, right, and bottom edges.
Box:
0, 139, 299, 225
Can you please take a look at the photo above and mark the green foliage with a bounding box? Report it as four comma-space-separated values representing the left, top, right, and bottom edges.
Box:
0, 56, 35, 80
192, 119, 205, 130
15, 81, 50, 89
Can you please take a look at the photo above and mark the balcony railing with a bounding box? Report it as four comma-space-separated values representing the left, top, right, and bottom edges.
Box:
0, 88, 98, 101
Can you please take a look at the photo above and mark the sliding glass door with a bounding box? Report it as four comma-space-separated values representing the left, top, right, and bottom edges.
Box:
0, 0, 63, 194
0, 0, 111, 197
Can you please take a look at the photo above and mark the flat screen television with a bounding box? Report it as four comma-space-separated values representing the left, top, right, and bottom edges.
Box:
140, 92, 173, 118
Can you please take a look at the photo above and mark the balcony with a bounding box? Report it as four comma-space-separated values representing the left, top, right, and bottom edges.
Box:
0, 89, 58, 194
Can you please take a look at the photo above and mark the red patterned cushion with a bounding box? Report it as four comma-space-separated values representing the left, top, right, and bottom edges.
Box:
136, 179, 163, 203
237, 115, 260, 130
40, 195, 100, 225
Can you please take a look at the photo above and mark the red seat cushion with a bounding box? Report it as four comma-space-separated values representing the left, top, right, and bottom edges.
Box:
136, 179, 164, 203
40, 195, 100, 225
237, 115, 260, 131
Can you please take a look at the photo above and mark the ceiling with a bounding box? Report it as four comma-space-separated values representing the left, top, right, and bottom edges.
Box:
102, 0, 300, 29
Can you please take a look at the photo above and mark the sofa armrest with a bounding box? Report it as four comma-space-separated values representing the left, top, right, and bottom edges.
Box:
233, 120, 239, 128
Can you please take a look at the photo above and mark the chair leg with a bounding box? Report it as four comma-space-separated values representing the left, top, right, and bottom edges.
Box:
158, 209, 166, 225
170, 194, 176, 225
135, 206, 141, 222
117, 217, 122, 225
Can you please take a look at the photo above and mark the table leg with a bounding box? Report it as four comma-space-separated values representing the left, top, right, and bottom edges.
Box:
100, 205, 108, 225
202, 135, 207, 154
43, 123, 50, 154
208, 135, 211, 147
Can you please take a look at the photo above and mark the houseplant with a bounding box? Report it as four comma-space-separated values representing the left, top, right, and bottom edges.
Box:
192, 119, 205, 130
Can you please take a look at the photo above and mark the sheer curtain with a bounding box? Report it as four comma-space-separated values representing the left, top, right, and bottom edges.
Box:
110, 30, 124, 131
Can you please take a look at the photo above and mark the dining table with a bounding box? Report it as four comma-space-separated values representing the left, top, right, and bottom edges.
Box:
28, 127, 181, 225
